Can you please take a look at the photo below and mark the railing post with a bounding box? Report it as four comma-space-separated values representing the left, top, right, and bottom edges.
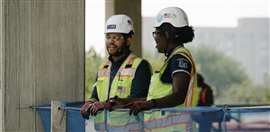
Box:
51, 101, 66, 132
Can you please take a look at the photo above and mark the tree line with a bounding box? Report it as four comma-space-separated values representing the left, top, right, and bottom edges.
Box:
85, 46, 270, 104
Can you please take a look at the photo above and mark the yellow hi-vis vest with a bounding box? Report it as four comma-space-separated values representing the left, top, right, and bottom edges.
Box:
144, 46, 197, 132
94, 54, 144, 131
96, 54, 143, 101
192, 84, 200, 106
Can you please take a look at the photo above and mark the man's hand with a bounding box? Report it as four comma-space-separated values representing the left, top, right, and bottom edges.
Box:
80, 101, 94, 119
108, 96, 147, 109
128, 100, 154, 115
108, 96, 132, 109
89, 101, 113, 116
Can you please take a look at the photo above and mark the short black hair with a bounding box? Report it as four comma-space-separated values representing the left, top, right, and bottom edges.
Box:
157, 23, 194, 44
122, 31, 134, 40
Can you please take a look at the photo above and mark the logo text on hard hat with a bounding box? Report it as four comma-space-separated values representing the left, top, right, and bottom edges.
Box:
157, 13, 177, 23
163, 13, 176, 19
107, 24, 116, 29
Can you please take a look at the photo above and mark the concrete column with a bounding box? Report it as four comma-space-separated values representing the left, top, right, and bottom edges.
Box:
0, 0, 4, 131
105, 0, 142, 56
0, 0, 85, 131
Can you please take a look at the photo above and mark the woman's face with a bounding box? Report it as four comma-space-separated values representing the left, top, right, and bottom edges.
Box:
152, 29, 167, 53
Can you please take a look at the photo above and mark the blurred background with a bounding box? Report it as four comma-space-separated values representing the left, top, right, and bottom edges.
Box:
85, 0, 270, 105
4, 0, 269, 131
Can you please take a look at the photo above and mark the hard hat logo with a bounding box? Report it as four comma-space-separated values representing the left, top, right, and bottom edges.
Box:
105, 14, 134, 34
163, 13, 177, 19
154, 7, 189, 28
156, 13, 177, 23
107, 25, 117, 30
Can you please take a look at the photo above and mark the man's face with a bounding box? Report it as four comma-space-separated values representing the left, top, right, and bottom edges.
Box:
152, 29, 167, 53
105, 33, 127, 56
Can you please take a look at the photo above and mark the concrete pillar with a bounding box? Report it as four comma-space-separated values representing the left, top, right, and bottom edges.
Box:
0, 0, 4, 131
0, 0, 85, 131
105, 0, 142, 56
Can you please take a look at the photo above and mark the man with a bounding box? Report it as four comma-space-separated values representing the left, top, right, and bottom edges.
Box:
128, 7, 197, 131
80, 15, 152, 125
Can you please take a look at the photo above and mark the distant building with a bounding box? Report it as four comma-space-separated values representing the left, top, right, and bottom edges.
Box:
143, 17, 270, 84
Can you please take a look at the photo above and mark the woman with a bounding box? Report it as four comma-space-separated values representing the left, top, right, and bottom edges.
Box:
128, 7, 198, 132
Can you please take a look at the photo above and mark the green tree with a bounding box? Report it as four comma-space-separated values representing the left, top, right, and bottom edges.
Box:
190, 46, 249, 96
85, 47, 103, 100
217, 80, 270, 104
143, 52, 165, 72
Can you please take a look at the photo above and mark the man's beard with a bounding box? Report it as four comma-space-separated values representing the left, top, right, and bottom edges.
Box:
110, 44, 129, 57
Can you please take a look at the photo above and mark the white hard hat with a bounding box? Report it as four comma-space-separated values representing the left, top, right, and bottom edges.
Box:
154, 7, 189, 28
105, 14, 134, 34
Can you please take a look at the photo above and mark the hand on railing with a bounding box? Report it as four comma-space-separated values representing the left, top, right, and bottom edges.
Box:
80, 101, 95, 119
127, 100, 155, 115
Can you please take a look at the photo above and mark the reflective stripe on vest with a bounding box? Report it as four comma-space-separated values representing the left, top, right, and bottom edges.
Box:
143, 111, 193, 132
96, 54, 142, 102
144, 46, 197, 132
147, 46, 197, 107
192, 86, 200, 106
94, 54, 143, 131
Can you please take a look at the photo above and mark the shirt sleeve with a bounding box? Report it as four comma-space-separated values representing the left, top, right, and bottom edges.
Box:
90, 75, 99, 101
129, 60, 152, 98
169, 54, 192, 77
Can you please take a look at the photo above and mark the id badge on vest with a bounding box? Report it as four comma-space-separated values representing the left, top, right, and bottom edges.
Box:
117, 86, 127, 94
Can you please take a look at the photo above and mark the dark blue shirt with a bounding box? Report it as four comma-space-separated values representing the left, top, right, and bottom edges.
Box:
91, 53, 152, 101
161, 53, 192, 83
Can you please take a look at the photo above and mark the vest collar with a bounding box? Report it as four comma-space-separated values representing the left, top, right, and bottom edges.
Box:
165, 44, 184, 58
